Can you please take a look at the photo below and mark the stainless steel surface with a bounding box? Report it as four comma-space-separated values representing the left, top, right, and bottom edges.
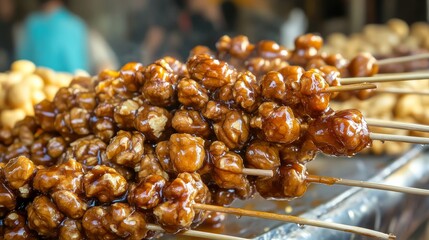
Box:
256, 146, 429, 240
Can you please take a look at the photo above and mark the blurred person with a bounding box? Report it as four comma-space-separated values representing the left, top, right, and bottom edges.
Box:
88, 29, 119, 74
0, 0, 15, 71
16, 0, 89, 73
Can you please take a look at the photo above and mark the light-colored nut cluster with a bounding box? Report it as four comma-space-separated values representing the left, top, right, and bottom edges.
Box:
0, 60, 80, 128
331, 80, 429, 155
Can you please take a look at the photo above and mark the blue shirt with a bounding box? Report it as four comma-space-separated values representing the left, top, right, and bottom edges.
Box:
17, 7, 88, 73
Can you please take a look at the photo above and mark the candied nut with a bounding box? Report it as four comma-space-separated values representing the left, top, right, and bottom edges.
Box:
227, 35, 255, 59
245, 57, 289, 77
256, 40, 289, 59
0, 179, 16, 214
169, 133, 206, 172
278, 65, 305, 106
260, 71, 285, 102
106, 130, 145, 167
279, 163, 309, 199
177, 78, 209, 109
155, 140, 174, 173
142, 63, 178, 107
3, 156, 36, 197
202, 100, 230, 121
245, 141, 280, 170
299, 70, 330, 116
280, 138, 318, 164
128, 174, 167, 209
46, 136, 67, 158
34, 100, 57, 132
232, 71, 260, 112
27, 195, 64, 237
216, 82, 234, 102
209, 141, 252, 199
134, 104, 172, 142
213, 110, 250, 149
187, 54, 237, 90
13, 116, 38, 146
30, 133, 56, 166
294, 33, 323, 50
75, 91, 97, 111
120, 62, 144, 91
94, 100, 118, 118
189, 45, 213, 58
95, 77, 135, 102
348, 52, 379, 77
4, 142, 30, 162
90, 116, 116, 143
52, 190, 88, 219
0, 126, 13, 146
83, 165, 128, 203
33, 159, 84, 194
113, 99, 140, 129
4, 211, 36, 240
157, 56, 188, 77
82, 206, 115, 239
136, 144, 169, 180
172, 109, 211, 137
102, 203, 148, 239
58, 219, 84, 240
61, 135, 106, 167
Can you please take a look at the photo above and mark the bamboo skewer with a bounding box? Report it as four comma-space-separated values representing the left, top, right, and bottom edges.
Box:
193, 204, 395, 239
146, 224, 249, 240
377, 53, 429, 65
242, 168, 273, 177
341, 73, 429, 84
366, 119, 429, 132
305, 175, 429, 196
323, 83, 377, 93
369, 132, 429, 144
376, 88, 429, 95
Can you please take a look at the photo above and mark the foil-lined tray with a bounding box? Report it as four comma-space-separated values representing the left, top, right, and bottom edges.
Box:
168, 146, 429, 239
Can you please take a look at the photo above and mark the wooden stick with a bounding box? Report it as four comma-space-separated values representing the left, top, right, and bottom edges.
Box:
377, 53, 429, 65
376, 88, 429, 95
193, 204, 395, 239
242, 168, 273, 177
146, 223, 249, 240
370, 132, 429, 144
341, 73, 429, 84
366, 118, 429, 132
322, 83, 377, 93
306, 175, 429, 196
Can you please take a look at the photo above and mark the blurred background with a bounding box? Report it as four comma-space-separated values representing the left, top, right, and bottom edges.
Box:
1, 0, 428, 74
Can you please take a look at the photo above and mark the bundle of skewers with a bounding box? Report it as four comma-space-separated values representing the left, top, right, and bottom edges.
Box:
2, 33, 429, 240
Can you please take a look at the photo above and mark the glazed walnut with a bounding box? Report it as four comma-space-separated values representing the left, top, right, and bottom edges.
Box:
216, 35, 255, 60
34, 99, 57, 132
250, 102, 301, 144
101, 203, 148, 239
278, 65, 305, 106
51, 190, 87, 219
142, 63, 178, 107
158, 56, 188, 77
46, 136, 67, 158
245, 141, 281, 170
113, 99, 140, 129
30, 132, 56, 166
95, 77, 135, 102
0, 126, 13, 146
58, 219, 84, 240
61, 135, 106, 167
90, 116, 116, 143
260, 71, 286, 102
209, 141, 252, 199
280, 138, 318, 164
256, 40, 289, 60
155, 140, 175, 174
4, 142, 30, 162
27, 195, 64, 237
136, 144, 169, 180
54, 107, 91, 140
232, 71, 260, 112
169, 133, 206, 173
33, 159, 84, 194
177, 78, 209, 110
3, 156, 36, 197
128, 174, 167, 209
187, 54, 237, 90
348, 52, 379, 77
172, 109, 211, 138
0, 179, 16, 214
83, 165, 128, 203
134, 104, 172, 142
82, 207, 115, 239
4, 211, 36, 240
202, 100, 230, 122
106, 130, 145, 167
120, 62, 144, 91
213, 110, 250, 149
245, 57, 289, 77
299, 69, 331, 116
289, 34, 323, 66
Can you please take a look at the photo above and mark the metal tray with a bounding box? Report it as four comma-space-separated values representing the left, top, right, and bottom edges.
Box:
168, 146, 429, 239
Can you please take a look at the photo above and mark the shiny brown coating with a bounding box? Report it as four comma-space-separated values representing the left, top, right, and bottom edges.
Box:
90, 116, 117, 143
0, 178, 16, 215
101, 203, 148, 239
33, 159, 84, 194
134, 104, 172, 142
245, 57, 289, 77
155, 140, 175, 174
169, 133, 206, 173
0, 126, 13, 146
216, 35, 255, 60
245, 141, 281, 170
318, 66, 341, 99
187, 54, 237, 90
34, 99, 57, 132
299, 69, 331, 116
51, 190, 87, 219
30, 132, 56, 166
280, 137, 318, 164
3, 156, 35, 198
58, 219, 84, 240
83, 165, 128, 203
278, 66, 305, 106
61, 135, 106, 167
136, 144, 169, 180
81, 206, 115, 239
54, 107, 91, 140
233, 71, 261, 112
158, 56, 188, 77
128, 174, 167, 210
106, 130, 145, 167
308, 109, 371, 156
260, 71, 286, 102
251, 102, 301, 144
172, 109, 211, 138
177, 78, 209, 110
348, 52, 379, 77
27, 195, 64, 237
95, 77, 136, 102
209, 141, 252, 199
256, 40, 289, 60
142, 62, 178, 107
202, 100, 230, 122
4, 211, 36, 240
113, 99, 140, 129
4, 142, 30, 162
213, 110, 250, 149
119, 62, 144, 92
46, 136, 67, 158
